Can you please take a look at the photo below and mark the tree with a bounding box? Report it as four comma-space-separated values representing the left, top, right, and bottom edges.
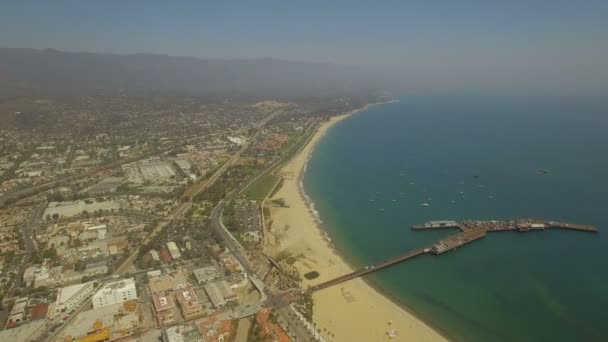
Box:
271, 198, 287, 207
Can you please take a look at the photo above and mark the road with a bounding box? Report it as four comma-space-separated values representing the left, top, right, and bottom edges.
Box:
42, 110, 282, 341
235, 317, 252, 342
185, 110, 283, 200
22, 201, 46, 253
210, 200, 313, 342
0, 131, 230, 206
10, 201, 47, 299
116, 110, 283, 274
205, 119, 324, 341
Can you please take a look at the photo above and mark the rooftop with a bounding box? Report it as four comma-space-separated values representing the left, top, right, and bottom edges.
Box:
152, 293, 175, 312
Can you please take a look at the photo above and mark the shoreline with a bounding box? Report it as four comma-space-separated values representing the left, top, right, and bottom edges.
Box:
264, 100, 450, 342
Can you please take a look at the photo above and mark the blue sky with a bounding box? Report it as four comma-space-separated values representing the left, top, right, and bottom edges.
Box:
1, 1, 607, 91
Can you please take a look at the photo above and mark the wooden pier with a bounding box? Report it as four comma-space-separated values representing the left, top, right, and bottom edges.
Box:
310, 247, 428, 292
309, 219, 597, 292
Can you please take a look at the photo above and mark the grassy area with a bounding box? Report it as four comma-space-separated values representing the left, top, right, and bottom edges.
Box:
243, 125, 317, 201
244, 173, 279, 200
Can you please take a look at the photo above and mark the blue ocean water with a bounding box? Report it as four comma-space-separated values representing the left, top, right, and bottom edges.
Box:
304, 95, 608, 342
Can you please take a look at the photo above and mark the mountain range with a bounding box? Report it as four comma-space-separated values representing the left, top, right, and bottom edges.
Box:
0, 48, 383, 98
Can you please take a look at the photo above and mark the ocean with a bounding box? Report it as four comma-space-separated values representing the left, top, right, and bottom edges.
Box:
303, 95, 608, 342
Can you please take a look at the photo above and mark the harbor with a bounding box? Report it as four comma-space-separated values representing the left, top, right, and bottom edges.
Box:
310, 219, 597, 292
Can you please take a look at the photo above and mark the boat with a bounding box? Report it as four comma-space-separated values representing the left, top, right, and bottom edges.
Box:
420, 202, 430, 207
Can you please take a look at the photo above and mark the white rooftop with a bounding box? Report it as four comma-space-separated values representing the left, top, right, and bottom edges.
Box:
58, 282, 92, 305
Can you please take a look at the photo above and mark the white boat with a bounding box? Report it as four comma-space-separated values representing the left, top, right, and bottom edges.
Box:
421, 202, 430, 207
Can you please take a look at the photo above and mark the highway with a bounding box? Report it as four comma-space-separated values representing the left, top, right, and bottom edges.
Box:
210, 203, 313, 342
0, 131, 231, 207
22, 201, 46, 254
41, 110, 283, 341
10, 201, 47, 300
206, 128, 324, 342
185, 110, 283, 200
115, 110, 283, 275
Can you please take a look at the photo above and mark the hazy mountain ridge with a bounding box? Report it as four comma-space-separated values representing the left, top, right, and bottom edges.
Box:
0, 48, 382, 97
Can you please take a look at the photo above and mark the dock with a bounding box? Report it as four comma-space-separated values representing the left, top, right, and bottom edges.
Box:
310, 219, 597, 292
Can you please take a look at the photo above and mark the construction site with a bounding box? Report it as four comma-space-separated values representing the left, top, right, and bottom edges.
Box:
58, 300, 143, 342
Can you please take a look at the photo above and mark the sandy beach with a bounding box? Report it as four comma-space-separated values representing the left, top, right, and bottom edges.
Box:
264, 104, 448, 342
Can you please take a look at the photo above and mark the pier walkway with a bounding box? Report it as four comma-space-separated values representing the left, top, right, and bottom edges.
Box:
310, 219, 597, 292
310, 247, 428, 292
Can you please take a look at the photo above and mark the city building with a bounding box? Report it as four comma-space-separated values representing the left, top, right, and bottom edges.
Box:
7, 297, 28, 324
84, 261, 109, 277
203, 280, 237, 309
152, 293, 177, 325
149, 249, 160, 261
53, 282, 95, 317
219, 253, 244, 275
30, 304, 49, 320
199, 318, 233, 342
167, 241, 182, 260
175, 288, 204, 320
44, 200, 120, 218
92, 278, 137, 309
192, 265, 221, 284
164, 326, 186, 342
159, 245, 172, 264
164, 323, 202, 342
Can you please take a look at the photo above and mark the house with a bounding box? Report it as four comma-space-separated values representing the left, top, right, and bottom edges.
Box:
30, 304, 49, 320
159, 245, 172, 264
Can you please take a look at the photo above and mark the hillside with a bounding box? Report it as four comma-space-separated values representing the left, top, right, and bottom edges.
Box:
0, 48, 382, 98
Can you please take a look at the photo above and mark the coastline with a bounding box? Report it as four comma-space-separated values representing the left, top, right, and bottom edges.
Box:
264, 101, 449, 342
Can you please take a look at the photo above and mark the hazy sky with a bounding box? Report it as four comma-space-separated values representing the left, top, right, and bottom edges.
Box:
1, 0, 607, 92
